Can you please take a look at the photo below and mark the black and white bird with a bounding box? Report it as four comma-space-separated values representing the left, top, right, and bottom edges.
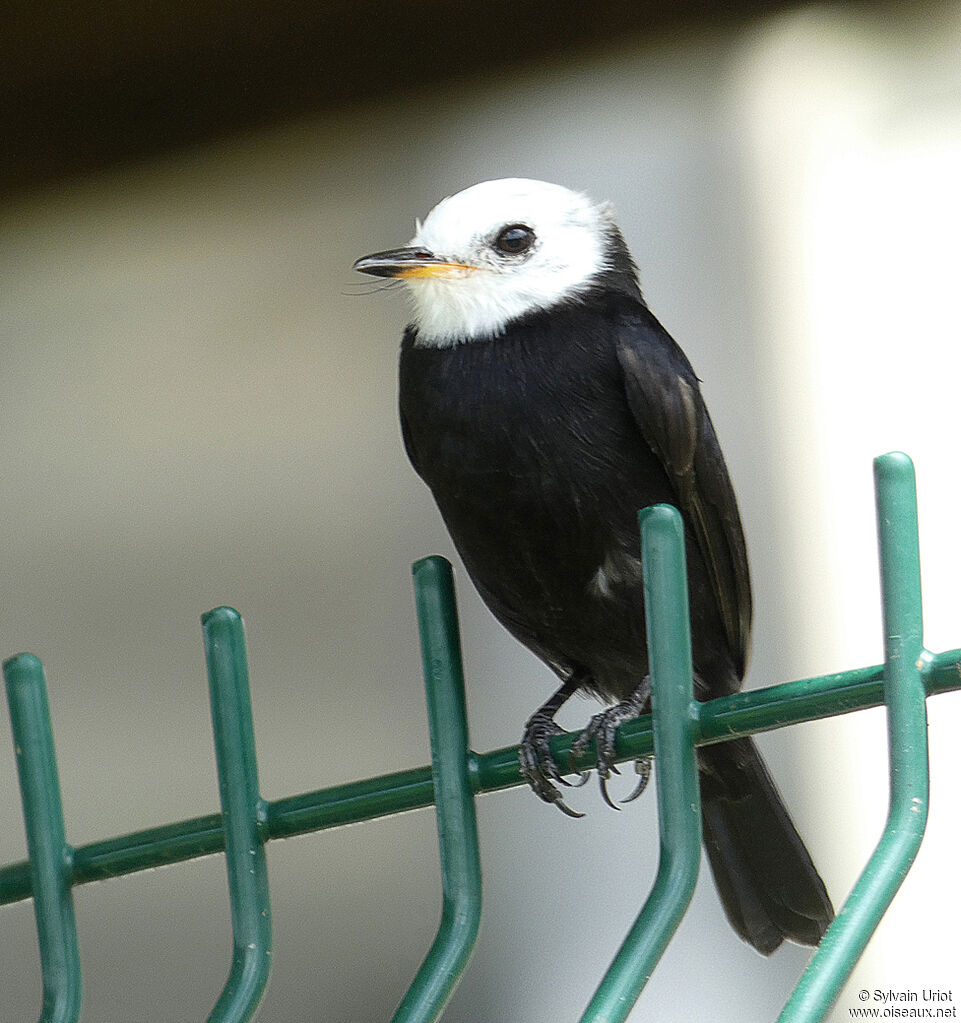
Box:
353, 178, 833, 955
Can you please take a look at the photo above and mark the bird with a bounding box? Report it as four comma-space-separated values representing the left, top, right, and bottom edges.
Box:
353, 177, 834, 955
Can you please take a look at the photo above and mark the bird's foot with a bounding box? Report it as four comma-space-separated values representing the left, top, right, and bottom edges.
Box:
569, 682, 652, 809
518, 708, 589, 819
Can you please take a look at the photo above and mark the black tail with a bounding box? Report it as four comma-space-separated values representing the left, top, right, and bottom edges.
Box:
698, 737, 834, 955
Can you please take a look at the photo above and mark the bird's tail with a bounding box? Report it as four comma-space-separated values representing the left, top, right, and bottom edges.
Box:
698, 736, 834, 955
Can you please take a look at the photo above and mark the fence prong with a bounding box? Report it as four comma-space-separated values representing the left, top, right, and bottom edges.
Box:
779, 452, 930, 1021
390, 557, 482, 1023
202, 607, 272, 1023
4, 653, 82, 1023
578, 505, 701, 1022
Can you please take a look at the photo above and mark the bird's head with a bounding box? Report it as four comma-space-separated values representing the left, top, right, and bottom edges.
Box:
353, 178, 638, 347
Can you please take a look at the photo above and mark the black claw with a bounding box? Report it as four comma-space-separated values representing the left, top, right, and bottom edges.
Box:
522, 766, 586, 818
546, 760, 573, 787
519, 710, 589, 815
621, 758, 652, 804
518, 676, 651, 816
552, 793, 587, 819
563, 739, 592, 787
598, 772, 621, 811
567, 743, 587, 778
564, 680, 653, 809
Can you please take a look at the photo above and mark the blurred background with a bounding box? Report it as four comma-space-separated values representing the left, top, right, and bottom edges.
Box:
1, 1, 959, 1020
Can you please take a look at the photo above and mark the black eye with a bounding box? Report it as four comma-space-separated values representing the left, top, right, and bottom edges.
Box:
493, 224, 536, 255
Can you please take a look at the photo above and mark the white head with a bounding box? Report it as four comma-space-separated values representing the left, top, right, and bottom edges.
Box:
353, 178, 632, 347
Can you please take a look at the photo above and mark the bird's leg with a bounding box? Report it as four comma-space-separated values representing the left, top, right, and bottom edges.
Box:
518, 671, 590, 818
569, 678, 652, 810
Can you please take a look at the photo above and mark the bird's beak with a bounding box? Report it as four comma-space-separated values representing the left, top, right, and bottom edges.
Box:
352, 247, 476, 279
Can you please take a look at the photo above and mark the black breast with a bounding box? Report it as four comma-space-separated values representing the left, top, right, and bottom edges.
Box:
398, 295, 736, 700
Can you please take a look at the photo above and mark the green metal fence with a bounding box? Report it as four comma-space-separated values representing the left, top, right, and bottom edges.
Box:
1, 450, 953, 1022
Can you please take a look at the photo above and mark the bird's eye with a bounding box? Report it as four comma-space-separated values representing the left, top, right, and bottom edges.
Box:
493, 224, 536, 256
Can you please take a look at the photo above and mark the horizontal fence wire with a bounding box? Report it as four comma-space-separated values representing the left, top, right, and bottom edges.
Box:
1, 653, 958, 908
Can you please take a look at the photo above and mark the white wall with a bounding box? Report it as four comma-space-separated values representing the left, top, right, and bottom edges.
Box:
0, 5, 957, 1020
733, 5, 961, 1013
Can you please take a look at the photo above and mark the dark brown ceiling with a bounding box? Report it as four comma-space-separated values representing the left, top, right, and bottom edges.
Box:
3, 1, 801, 198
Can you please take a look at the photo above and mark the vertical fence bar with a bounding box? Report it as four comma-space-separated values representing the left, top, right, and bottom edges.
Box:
390, 556, 482, 1023
202, 608, 272, 1023
3, 654, 82, 1023
579, 504, 701, 1023
779, 452, 930, 1021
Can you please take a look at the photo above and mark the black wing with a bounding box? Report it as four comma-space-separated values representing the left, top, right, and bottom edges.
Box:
616, 308, 752, 679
